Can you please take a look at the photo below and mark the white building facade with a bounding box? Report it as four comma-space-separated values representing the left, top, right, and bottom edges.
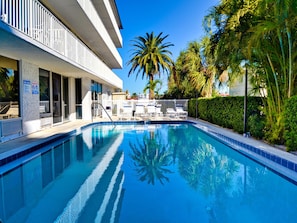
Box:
0, 0, 123, 141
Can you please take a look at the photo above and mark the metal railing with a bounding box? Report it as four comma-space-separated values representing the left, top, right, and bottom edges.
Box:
92, 102, 115, 124
0, 0, 119, 85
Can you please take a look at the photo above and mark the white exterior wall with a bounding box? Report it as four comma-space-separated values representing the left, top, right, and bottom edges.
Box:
229, 78, 255, 96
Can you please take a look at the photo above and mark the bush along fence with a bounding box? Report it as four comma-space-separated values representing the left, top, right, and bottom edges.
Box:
284, 96, 297, 152
188, 96, 265, 139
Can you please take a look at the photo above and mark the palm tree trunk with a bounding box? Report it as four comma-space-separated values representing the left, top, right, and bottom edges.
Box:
149, 75, 155, 99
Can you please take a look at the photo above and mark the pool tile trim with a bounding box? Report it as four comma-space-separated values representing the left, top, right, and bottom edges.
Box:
191, 122, 297, 183
0, 121, 145, 167
209, 131, 297, 173
0, 130, 77, 167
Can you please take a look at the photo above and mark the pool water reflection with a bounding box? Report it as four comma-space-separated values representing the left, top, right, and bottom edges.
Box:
0, 123, 297, 223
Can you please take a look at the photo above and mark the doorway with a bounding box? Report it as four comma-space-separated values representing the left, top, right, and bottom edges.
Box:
63, 77, 69, 120
52, 73, 62, 123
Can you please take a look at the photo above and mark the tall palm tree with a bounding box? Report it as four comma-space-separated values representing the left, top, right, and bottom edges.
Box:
167, 39, 218, 98
127, 32, 174, 99
188, 39, 216, 98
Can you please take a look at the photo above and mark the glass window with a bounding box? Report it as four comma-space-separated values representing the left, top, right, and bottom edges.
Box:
0, 56, 19, 119
39, 69, 50, 114
75, 78, 82, 119
91, 80, 102, 100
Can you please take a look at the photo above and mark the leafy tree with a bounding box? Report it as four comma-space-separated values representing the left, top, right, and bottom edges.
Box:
204, 0, 297, 143
127, 32, 174, 99
247, 0, 297, 143
166, 38, 227, 99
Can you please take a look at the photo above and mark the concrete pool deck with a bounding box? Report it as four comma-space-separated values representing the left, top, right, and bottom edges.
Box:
1, 117, 297, 182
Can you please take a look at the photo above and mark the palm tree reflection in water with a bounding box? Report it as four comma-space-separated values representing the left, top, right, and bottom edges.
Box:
129, 131, 173, 185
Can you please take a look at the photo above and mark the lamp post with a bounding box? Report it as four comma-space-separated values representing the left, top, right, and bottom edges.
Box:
243, 63, 248, 136
195, 91, 198, 119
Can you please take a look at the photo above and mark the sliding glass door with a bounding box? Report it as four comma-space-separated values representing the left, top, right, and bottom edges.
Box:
52, 73, 61, 123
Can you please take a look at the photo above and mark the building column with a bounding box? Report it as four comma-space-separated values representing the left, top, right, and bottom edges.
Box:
81, 77, 92, 121
20, 60, 41, 135
68, 77, 76, 121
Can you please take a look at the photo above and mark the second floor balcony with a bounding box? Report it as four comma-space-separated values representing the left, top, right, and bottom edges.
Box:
0, 0, 123, 89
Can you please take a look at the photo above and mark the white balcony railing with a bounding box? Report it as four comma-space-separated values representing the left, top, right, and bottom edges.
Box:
1, 0, 77, 61
0, 0, 123, 88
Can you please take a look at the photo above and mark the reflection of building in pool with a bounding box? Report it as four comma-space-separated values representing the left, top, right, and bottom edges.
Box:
0, 0, 123, 142
0, 131, 125, 223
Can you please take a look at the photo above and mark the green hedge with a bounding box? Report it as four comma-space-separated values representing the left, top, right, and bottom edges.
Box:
284, 96, 297, 151
189, 96, 265, 138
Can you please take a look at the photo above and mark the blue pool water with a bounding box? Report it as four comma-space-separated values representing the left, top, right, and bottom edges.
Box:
0, 123, 297, 223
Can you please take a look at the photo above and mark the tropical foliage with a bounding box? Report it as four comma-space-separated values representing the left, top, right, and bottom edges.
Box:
166, 38, 221, 98
143, 79, 163, 99
128, 0, 297, 145
127, 32, 174, 99
284, 96, 297, 151
203, 0, 297, 144
0, 67, 19, 101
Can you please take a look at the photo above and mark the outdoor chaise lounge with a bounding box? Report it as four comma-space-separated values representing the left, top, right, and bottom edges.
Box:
134, 104, 146, 118
166, 108, 177, 118
147, 104, 156, 117
175, 105, 188, 119
119, 105, 133, 120
155, 104, 163, 117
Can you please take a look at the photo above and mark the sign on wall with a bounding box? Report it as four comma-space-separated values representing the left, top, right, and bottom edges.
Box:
23, 80, 31, 94
23, 80, 39, 94
32, 82, 39, 94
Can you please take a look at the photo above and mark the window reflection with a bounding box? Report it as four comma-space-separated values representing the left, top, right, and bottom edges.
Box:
39, 69, 50, 114
0, 56, 19, 119
91, 80, 102, 100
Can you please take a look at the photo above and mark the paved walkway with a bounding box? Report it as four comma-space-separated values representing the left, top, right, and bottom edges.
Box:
0, 120, 90, 156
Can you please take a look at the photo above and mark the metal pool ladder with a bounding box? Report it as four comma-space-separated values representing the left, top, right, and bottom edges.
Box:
92, 103, 115, 126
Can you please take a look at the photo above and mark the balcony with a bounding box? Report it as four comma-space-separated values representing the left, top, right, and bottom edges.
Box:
0, 0, 123, 89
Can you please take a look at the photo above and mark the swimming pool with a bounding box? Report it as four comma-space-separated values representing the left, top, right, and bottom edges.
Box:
1, 122, 297, 223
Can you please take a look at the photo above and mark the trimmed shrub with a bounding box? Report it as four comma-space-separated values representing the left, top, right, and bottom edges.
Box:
189, 96, 265, 137
248, 114, 265, 139
284, 96, 297, 151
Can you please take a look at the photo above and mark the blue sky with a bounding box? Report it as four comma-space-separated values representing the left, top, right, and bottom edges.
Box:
114, 0, 219, 94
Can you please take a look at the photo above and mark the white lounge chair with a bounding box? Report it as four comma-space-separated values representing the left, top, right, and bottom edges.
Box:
119, 105, 133, 120
147, 104, 156, 117
134, 104, 146, 118
155, 104, 163, 117
166, 108, 177, 118
175, 105, 188, 119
